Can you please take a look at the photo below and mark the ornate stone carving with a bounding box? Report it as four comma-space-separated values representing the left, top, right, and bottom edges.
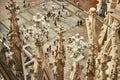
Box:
6, 0, 25, 80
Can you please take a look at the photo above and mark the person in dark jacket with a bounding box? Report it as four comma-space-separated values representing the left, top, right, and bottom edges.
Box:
79, 20, 83, 25
54, 20, 57, 27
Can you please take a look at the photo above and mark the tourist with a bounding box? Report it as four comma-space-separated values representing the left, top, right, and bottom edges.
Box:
49, 45, 51, 51
79, 20, 83, 25
28, 3, 30, 7
24, 32, 29, 40
61, 4, 65, 12
52, 13, 56, 20
45, 52, 49, 60
46, 33, 49, 41
55, 15, 60, 21
77, 20, 80, 26
47, 45, 51, 53
51, 50, 54, 55
22, 24, 27, 35
47, 11, 51, 18
54, 20, 57, 27
23, 0, 26, 8
42, 3, 46, 9
58, 10, 61, 16
68, 38, 72, 43
44, 16, 47, 21
53, 39, 57, 46
46, 48, 49, 52
2, 35, 6, 44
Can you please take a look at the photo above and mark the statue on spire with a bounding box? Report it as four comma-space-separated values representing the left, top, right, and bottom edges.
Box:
6, 0, 25, 80
54, 25, 65, 80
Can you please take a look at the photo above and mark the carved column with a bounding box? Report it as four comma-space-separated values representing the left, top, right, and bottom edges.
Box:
69, 61, 81, 80
107, 20, 119, 80
86, 8, 98, 46
86, 8, 98, 80
6, 0, 25, 80
31, 13, 45, 80
31, 39, 44, 80
55, 25, 65, 80
95, 50, 109, 80
31, 54, 43, 80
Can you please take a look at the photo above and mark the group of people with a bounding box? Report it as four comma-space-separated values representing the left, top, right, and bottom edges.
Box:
23, 0, 31, 8
46, 11, 60, 27
77, 20, 83, 26
46, 11, 61, 21
44, 2, 83, 28
42, 2, 71, 28
46, 39, 58, 56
